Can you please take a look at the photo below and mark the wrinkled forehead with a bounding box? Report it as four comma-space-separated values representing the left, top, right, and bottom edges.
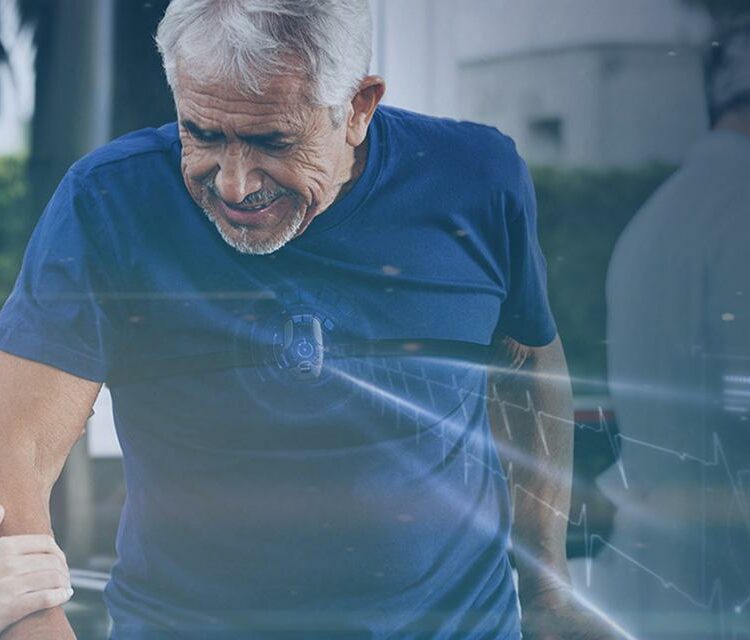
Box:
174, 70, 318, 128
172, 54, 315, 104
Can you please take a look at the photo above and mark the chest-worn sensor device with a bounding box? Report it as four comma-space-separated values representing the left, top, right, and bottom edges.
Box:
108, 314, 502, 387
277, 314, 325, 381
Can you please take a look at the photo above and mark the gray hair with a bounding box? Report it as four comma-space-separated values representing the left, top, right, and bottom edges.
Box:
155, 0, 373, 124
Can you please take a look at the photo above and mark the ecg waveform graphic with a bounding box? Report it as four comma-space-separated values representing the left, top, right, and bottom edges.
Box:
329, 356, 750, 640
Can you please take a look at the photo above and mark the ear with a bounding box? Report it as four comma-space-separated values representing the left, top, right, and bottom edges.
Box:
346, 76, 386, 146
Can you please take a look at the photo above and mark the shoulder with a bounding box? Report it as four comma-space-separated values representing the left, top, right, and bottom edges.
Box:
68, 123, 180, 187
376, 105, 529, 194
38, 123, 182, 257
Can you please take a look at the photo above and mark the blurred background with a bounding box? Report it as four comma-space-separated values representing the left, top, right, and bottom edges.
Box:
0, 1, 747, 638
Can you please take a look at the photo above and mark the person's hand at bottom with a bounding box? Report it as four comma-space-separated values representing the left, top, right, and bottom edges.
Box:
521, 585, 625, 640
0, 505, 73, 634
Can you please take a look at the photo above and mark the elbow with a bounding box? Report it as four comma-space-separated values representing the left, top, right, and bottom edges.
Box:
0, 433, 67, 502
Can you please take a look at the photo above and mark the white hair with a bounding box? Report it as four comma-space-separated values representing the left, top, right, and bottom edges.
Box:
155, 0, 372, 123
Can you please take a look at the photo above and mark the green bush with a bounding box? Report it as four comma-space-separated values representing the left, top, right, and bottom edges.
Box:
532, 164, 675, 391
0, 155, 28, 299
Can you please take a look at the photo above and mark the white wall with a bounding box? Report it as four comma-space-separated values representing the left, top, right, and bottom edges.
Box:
375, 0, 713, 167
378, 0, 710, 114
459, 44, 708, 167
453, 0, 710, 58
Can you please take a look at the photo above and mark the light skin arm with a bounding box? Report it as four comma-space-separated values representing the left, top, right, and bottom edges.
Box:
488, 335, 620, 639
0, 351, 101, 639
0, 504, 73, 634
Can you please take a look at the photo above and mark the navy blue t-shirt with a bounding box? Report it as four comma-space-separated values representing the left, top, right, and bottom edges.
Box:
0, 106, 555, 639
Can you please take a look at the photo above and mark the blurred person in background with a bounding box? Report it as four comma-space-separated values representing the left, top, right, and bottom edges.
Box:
602, 14, 750, 640
0, 505, 72, 633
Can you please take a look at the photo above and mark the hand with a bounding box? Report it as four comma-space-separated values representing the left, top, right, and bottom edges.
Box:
0, 505, 73, 633
521, 586, 625, 640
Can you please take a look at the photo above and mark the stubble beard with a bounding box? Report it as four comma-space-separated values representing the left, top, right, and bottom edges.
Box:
198, 185, 307, 256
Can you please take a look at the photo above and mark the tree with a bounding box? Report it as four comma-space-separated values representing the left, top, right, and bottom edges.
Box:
12, 0, 174, 225
6, 0, 177, 257
0, 0, 38, 103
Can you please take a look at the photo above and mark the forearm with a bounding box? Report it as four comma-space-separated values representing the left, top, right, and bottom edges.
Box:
0, 450, 76, 639
1, 607, 75, 639
488, 336, 574, 603
0, 445, 55, 533
0, 354, 101, 639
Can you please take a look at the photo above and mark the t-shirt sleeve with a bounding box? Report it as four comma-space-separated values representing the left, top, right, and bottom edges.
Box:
494, 158, 557, 347
0, 170, 121, 382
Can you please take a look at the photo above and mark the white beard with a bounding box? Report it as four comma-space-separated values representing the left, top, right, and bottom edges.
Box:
202, 203, 306, 255
198, 184, 306, 255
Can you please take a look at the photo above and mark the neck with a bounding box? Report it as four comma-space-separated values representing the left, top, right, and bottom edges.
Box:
334, 137, 369, 204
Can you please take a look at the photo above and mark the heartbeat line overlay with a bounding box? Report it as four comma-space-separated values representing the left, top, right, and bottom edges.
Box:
330, 358, 750, 637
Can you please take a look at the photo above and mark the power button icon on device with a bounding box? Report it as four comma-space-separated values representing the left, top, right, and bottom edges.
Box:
280, 314, 325, 381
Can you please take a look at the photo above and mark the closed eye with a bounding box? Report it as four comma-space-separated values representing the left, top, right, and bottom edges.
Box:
260, 141, 294, 152
183, 121, 224, 144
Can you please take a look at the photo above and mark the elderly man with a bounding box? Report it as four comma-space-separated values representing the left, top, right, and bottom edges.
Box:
0, 1, 613, 639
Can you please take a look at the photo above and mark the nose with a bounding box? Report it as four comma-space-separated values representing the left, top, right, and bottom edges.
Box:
214, 146, 264, 206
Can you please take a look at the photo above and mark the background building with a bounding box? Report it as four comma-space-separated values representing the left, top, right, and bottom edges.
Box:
376, 0, 711, 167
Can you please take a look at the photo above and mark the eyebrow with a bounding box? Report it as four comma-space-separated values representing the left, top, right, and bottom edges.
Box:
182, 120, 294, 144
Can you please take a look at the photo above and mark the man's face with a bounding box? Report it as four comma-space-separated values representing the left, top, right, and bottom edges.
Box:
175, 71, 355, 254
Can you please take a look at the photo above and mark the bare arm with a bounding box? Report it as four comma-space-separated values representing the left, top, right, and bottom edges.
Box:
488, 336, 620, 639
488, 336, 573, 601
0, 351, 101, 639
